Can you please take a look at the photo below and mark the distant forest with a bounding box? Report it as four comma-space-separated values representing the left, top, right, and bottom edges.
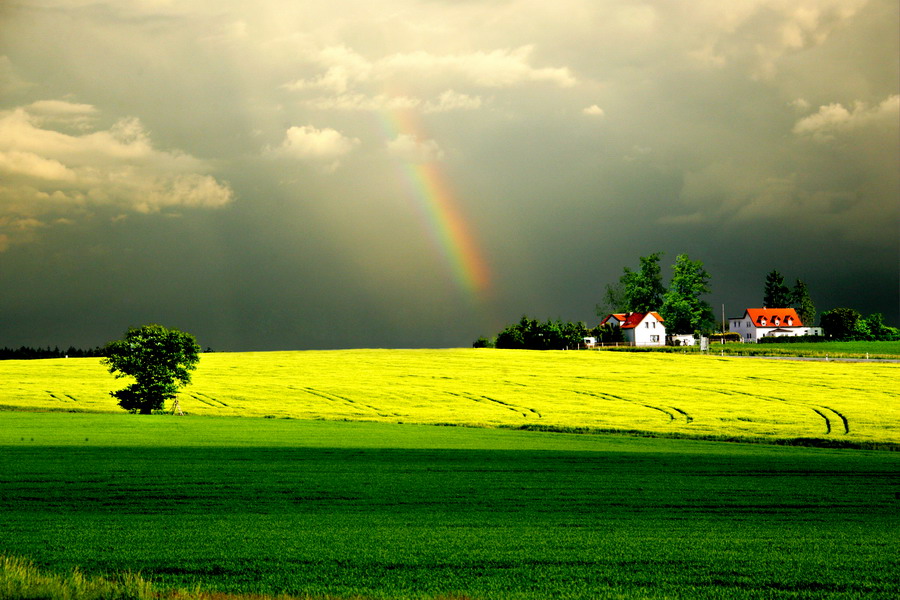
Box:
0, 346, 106, 360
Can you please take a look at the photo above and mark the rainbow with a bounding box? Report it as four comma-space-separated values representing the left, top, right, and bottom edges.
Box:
379, 108, 491, 301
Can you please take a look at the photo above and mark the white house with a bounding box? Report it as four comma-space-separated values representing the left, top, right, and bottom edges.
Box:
600, 312, 666, 346
728, 308, 822, 342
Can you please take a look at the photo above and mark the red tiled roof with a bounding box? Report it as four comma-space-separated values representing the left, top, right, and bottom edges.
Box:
600, 312, 665, 328
599, 313, 627, 326
743, 308, 803, 327
623, 312, 664, 329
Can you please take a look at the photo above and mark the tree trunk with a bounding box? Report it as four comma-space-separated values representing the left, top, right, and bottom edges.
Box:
139, 406, 152, 415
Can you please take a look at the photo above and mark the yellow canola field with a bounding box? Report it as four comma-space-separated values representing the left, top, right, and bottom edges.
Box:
2, 349, 898, 443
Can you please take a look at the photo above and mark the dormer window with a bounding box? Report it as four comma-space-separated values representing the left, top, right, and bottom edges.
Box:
773, 317, 780, 326
786, 317, 793, 326
759, 318, 767, 326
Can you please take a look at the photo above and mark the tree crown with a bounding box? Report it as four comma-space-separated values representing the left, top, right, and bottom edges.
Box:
103, 324, 201, 414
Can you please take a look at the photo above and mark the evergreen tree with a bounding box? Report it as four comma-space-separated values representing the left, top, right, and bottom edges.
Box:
763, 270, 792, 307
660, 254, 715, 334
791, 279, 816, 325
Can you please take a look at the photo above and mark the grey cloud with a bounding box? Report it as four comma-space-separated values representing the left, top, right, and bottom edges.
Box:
0, 0, 896, 350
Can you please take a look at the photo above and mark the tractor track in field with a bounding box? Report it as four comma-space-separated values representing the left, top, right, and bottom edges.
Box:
46, 391, 75, 402
569, 389, 692, 425
671, 385, 850, 436
820, 405, 850, 434
298, 387, 398, 417
190, 392, 229, 408
446, 391, 541, 418
724, 389, 850, 435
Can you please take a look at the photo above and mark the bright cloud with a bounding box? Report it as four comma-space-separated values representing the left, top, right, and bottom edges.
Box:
277, 125, 361, 162
386, 134, 445, 163
0, 102, 233, 249
793, 95, 900, 140
375, 46, 576, 88
285, 44, 574, 114
583, 104, 605, 117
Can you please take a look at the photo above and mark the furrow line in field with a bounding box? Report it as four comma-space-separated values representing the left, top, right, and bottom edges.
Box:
669, 406, 693, 423
190, 394, 220, 408
45, 391, 71, 402
726, 389, 839, 436
810, 408, 832, 435
821, 406, 850, 434
664, 384, 846, 434
446, 391, 538, 418
570, 389, 681, 424
642, 404, 676, 422
300, 387, 390, 416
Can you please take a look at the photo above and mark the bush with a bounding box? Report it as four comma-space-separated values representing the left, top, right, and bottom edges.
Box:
758, 335, 826, 344
494, 316, 588, 350
472, 336, 495, 348
709, 332, 742, 343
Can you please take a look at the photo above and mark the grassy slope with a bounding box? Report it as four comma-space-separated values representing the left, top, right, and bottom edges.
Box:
2, 349, 898, 443
1, 414, 898, 600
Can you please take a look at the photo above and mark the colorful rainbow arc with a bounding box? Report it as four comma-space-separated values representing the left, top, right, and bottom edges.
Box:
379, 109, 491, 301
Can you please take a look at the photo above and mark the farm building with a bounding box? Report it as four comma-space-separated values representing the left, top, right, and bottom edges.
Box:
600, 312, 666, 346
728, 308, 823, 342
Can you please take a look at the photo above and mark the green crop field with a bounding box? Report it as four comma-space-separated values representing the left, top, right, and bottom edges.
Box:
1, 413, 898, 600
2, 349, 898, 444
1, 350, 899, 599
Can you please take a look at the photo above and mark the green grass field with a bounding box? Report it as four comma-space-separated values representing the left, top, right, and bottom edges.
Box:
1, 413, 898, 600
606, 340, 900, 360
2, 349, 898, 444
1, 349, 899, 599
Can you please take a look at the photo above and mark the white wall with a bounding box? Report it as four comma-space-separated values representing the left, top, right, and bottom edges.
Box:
631, 314, 665, 346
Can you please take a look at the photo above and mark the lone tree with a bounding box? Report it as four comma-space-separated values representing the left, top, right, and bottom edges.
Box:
103, 324, 201, 414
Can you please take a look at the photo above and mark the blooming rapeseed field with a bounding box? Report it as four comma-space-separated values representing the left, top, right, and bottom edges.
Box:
2, 349, 897, 443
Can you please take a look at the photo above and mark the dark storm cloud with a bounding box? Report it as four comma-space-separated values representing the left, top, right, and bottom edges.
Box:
0, 0, 897, 350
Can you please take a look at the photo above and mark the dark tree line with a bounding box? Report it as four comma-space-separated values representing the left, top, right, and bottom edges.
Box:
475, 316, 625, 350
820, 308, 899, 341
0, 346, 106, 360
473, 317, 586, 350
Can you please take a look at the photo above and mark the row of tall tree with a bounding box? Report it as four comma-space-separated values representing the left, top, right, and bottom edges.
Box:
0, 346, 106, 360
763, 270, 816, 325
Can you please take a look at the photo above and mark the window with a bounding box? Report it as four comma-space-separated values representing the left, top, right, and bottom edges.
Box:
746, 334, 751, 340
650, 335, 659, 342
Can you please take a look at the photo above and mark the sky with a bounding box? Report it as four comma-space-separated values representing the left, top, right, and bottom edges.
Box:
1, 0, 897, 351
